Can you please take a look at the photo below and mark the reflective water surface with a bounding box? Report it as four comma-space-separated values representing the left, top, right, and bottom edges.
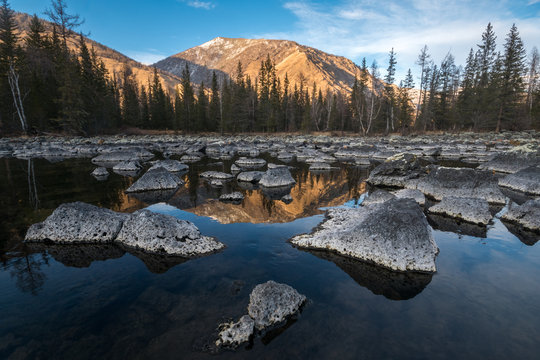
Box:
1, 156, 539, 359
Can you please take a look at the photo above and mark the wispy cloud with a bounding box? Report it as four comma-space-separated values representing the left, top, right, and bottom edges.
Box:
126, 50, 167, 65
187, 1, 215, 10
257, 0, 540, 82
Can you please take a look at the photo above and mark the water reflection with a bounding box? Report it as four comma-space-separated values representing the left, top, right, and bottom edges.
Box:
3, 251, 49, 295
301, 249, 434, 300
427, 213, 488, 238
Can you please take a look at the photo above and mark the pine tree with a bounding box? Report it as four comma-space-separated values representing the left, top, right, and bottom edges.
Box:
384, 48, 397, 134
415, 45, 430, 125
195, 81, 208, 131
180, 63, 194, 131
209, 71, 220, 132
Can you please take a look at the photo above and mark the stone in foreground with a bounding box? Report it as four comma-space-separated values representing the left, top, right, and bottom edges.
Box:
247, 281, 306, 330
259, 167, 296, 188
367, 153, 423, 188
498, 166, 540, 195
393, 188, 426, 206
216, 315, 254, 348
479, 152, 540, 174
410, 167, 506, 205
428, 197, 492, 225
126, 167, 184, 193
291, 198, 438, 272
362, 189, 395, 206
25, 202, 127, 243
502, 199, 540, 232
116, 210, 225, 256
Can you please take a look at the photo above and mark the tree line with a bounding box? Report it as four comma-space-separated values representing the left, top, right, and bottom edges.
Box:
0, 0, 538, 136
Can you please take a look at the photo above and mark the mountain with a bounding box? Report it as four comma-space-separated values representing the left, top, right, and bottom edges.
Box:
15, 13, 181, 94
154, 37, 378, 94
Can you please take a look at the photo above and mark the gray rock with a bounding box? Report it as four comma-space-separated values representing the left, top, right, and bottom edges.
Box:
502, 199, 540, 232
259, 167, 296, 188
235, 157, 267, 169
367, 153, 424, 187
230, 164, 242, 173
181, 154, 202, 163
362, 189, 396, 206
116, 210, 225, 256
210, 179, 225, 187
247, 281, 306, 330
149, 160, 189, 173
113, 160, 142, 172
126, 167, 184, 193
219, 192, 244, 202
309, 162, 331, 171
410, 167, 506, 205
393, 189, 426, 206
200, 171, 234, 181
91, 149, 153, 164
25, 202, 128, 243
216, 315, 254, 348
498, 166, 540, 195
291, 198, 438, 272
428, 197, 492, 225
479, 152, 540, 173
237, 171, 265, 183
91, 167, 109, 178
281, 194, 293, 204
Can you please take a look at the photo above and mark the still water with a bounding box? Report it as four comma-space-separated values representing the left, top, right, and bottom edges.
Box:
0, 156, 539, 359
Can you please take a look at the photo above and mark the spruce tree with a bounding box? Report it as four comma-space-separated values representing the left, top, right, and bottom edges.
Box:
384, 48, 397, 134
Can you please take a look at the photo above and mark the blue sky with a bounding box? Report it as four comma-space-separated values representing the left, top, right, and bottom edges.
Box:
13, 0, 540, 83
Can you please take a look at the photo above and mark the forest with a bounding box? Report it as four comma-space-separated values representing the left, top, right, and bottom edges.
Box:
0, 0, 539, 136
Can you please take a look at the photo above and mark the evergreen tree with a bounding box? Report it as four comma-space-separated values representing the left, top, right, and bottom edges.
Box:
208, 71, 220, 132
384, 48, 397, 134
180, 63, 194, 131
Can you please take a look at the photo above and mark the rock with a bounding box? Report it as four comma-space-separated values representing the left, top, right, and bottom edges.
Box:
181, 154, 202, 163
362, 189, 396, 206
235, 157, 267, 169
277, 152, 294, 161
236, 171, 264, 183
116, 210, 225, 256
247, 281, 306, 330
498, 166, 540, 195
281, 194, 293, 204
428, 197, 492, 225
410, 167, 506, 205
367, 153, 424, 187
216, 315, 254, 348
309, 162, 331, 171
91, 167, 109, 179
149, 160, 189, 173
91, 149, 153, 164
392, 189, 426, 206
219, 192, 244, 202
200, 171, 234, 181
478, 152, 540, 173
113, 160, 142, 172
259, 167, 296, 188
210, 179, 225, 187
427, 213, 487, 238
291, 198, 438, 273
25, 202, 128, 243
502, 199, 540, 232
126, 167, 184, 193
230, 164, 242, 173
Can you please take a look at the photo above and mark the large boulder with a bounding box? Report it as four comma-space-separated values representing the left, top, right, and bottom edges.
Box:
367, 153, 424, 188
25, 202, 128, 243
410, 167, 506, 205
478, 152, 540, 174
247, 281, 306, 330
502, 199, 540, 232
498, 166, 540, 195
126, 167, 184, 193
291, 198, 438, 273
115, 210, 225, 256
428, 197, 492, 225
259, 167, 296, 188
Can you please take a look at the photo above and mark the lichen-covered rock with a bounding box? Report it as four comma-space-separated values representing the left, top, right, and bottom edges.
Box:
367, 153, 424, 187
498, 166, 540, 195
25, 202, 128, 243
115, 210, 225, 256
428, 197, 492, 225
237, 171, 265, 183
126, 167, 184, 193
200, 171, 234, 181
291, 198, 438, 272
393, 189, 426, 206
235, 157, 267, 169
247, 281, 306, 330
362, 189, 396, 206
259, 167, 296, 188
216, 315, 254, 348
149, 160, 188, 173
502, 199, 540, 232
410, 167, 506, 205
478, 152, 540, 173
219, 192, 244, 202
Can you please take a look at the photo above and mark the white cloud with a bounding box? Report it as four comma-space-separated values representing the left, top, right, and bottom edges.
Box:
257, 0, 540, 83
126, 51, 167, 65
187, 1, 215, 10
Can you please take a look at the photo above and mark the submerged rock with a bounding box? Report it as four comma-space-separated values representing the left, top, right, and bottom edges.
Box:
25, 202, 128, 243
116, 210, 225, 256
247, 281, 306, 330
216, 315, 255, 348
502, 199, 540, 232
498, 166, 540, 195
367, 153, 424, 188
410, 167, 506, 205
126, 167, 184, 193
236, 171, 264, 183
392, 188, 426, 206
362, 189, 396, 206
428, 197, 492, 225
259, 167, 296, 188
291, 198, 438, 273
149, 160, 189, 173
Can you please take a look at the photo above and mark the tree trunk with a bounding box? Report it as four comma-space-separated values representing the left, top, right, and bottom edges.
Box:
8, 64, 28, 134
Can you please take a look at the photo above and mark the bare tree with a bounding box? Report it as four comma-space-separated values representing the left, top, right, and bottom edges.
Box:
7, 64, 28, 133
45, 0, 84, 46
415, 45, 431, 124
